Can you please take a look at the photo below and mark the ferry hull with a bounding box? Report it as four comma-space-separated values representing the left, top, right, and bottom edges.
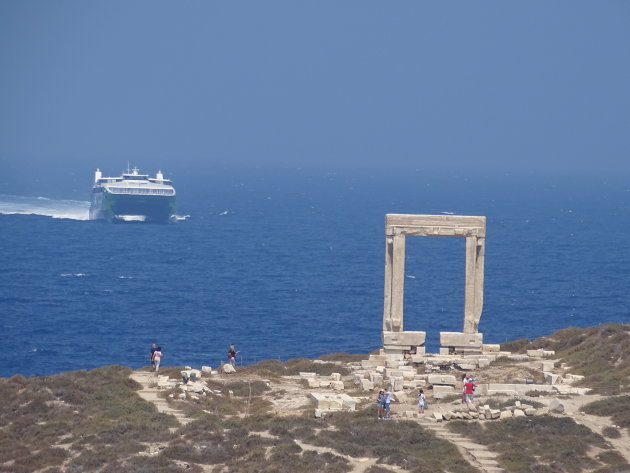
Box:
89, 192, 176, 223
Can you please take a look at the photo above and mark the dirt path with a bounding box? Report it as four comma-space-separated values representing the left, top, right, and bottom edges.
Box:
416, 417, 505, 473
130, 370, 192, 425
554, 394, 630, 464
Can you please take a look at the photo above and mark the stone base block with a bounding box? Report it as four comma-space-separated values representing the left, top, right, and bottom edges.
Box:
383, 331, 426, 346
440, 332, 483, 348
383, 345, 412, 351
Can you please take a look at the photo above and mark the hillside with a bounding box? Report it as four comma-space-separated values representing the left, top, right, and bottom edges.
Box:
1, 324, 629, 473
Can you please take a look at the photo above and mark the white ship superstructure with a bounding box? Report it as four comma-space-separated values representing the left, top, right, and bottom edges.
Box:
89, 167, 176, 223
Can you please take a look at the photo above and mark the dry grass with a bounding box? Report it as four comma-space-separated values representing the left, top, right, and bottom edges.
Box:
518, 323, 630, 394
581, 395, 630, 435
306, 407, 479, 473
447, 416, 616, 473
239, 357, 350, 378
0, 366, 179, 472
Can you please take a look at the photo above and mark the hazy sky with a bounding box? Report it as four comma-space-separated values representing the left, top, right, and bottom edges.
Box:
1, 1, 629, 195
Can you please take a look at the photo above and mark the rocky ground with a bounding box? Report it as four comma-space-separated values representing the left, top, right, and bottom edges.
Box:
129, 349, 630, 473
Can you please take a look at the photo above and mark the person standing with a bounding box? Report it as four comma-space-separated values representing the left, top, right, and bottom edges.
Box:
418, 388, 426, 414
150, 343, 157, 367
227, 344, 239, 366
461, 373, 468, 404
384, 388, 392, 419
464, 376, 476, 406
153, 346, 163, 373
376, 390, 385, 419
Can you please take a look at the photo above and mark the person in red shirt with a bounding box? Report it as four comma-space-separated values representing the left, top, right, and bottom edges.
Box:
464, 376, 477, 405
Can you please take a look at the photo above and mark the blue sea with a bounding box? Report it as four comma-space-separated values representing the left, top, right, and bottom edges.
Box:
1, 169, 629, 377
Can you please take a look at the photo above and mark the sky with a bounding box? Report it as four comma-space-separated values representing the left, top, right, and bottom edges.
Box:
1, 1, 629, 197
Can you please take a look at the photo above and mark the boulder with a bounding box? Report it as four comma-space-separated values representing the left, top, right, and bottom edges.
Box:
548, 398, 565, 413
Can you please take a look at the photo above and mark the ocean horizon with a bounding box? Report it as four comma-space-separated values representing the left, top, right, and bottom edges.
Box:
1, 170, 629, 378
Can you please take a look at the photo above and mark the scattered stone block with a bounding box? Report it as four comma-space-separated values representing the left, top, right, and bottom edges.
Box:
306, 378, 320, 388
507, 354, 529, 361
490, 409, 501, 419
353, 374, 364, 385
201, 366, 212, 374
527, 349, 544, 357
433, 412, 443, 422
564, 373, 585, 383
439, 348, 450, 356
443, 411, 453, 420
383, 368, 403, 379
222, 364, 236, 374
543, 350, 555, 358
548, 398, 565, 413
540, 360, 555, 371
544, 372, 561, 385
500, 410, 513, 419
331, 381, 345, 390
361, 360, 378, 369
330, 373, 342, 381
514, 409, 525, 417
524, 408, 536, 416
428, 374, 457, 386
478, 358, 491, 368
300, 372, 317, 378
482, 344, 501, 353
370, 374, 383, 386
360, 379, 374, 391
382, 351, 405, 361
392, 376, 404, 392
433, 385, 455, 399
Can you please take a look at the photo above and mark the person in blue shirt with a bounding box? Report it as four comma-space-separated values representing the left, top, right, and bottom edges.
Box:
384, 388, 392, 419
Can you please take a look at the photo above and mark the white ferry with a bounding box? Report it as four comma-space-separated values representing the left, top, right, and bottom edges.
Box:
89, 167, 176, 223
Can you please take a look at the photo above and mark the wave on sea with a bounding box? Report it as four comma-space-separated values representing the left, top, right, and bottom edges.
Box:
0, 194, 90, 220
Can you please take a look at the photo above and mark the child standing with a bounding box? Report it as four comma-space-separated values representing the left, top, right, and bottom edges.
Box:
418, 388, 426, 414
